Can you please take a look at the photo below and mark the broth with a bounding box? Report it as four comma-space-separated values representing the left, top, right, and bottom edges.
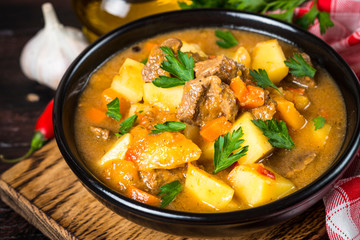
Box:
74, 28, 346, 212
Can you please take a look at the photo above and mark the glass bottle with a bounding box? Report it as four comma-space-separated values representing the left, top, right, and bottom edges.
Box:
72, 0, 180, 42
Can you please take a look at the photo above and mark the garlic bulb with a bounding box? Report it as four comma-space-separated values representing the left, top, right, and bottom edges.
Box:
20, 2, 88, 90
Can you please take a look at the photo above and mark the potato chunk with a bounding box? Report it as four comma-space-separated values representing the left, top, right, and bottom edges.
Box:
181, 42, 208, 58
228, 164, 295, 207
100, 133, 133, 166
233, 46, 251, 68
126, 129, 201, 170
251, 39, 289, 84
143, 83, 184, 112
185, 164, 234, 209
302, 122, 332, 148
231, 112, 273, 164
111, 58, 144, 103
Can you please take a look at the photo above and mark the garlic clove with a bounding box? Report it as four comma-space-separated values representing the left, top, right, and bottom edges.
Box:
20, 2, 88, 90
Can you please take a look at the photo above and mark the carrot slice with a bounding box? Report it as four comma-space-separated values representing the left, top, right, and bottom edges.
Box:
85, 107, 106, 124
230, 76, 248, 101
101, 88, 130, 115
230, 77, 265, 108
243, 85, 265, 108
127, 186, 161, 207
200, 116, 232, 142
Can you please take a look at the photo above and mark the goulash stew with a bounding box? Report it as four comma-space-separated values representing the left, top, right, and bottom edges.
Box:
74, 29, 346, 212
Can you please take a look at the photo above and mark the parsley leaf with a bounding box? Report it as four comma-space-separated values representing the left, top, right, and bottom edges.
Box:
150, 121, 186, 135
140, 58, 148, 65
295, 3, 319, 30
252, 119, 295, 149
318, 11, 334, 34
230, 0, 267, 12
284, 53, 316, 78
215, 30, 239, 49
106, 97, 122, 121
249, 69, 281, 93
115, 114, 138, 137
152, 76, 187, 88
313, 116, 326, 130
295, 1, 334, 34
158, 180, 182, 208
213, 127, 249, 174
153, 46, 194, 88
268, 6, 297, 23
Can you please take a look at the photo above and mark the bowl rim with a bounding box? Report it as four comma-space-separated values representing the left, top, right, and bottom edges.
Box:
54, 9, 360, 225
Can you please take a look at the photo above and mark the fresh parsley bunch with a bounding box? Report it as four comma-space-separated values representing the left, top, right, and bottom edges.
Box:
179, 0, 334, 34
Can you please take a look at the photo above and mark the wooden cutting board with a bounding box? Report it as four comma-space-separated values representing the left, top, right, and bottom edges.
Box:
0, 140, 327, 240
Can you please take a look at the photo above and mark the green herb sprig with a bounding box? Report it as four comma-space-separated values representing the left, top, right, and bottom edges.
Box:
215, 30, 238, 48
179, 0, 334, 35
106, 97, 122, 121
213, 127, 248, 174
158, 180, 182, 208
115, 114, 138, 137
252, 119, 295, 149
284, 53, 316, 78
152, 46, 194, 88
296, 1, 334, 34
249, 69, 281, 93
313, 116, 326, 130
150, 121, 186, 135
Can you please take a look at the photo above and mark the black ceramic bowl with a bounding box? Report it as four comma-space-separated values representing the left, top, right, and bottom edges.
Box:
54, 9, 360, 237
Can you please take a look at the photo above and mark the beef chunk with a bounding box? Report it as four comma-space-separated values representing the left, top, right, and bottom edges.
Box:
264, 149, 317, 180
251, 92, 277, 121
142, 38, 183, 83
89, 126, 109, 140
139, 168, 185, 195
194, 55, 244, 84
285, 53, 316, 88
285, 152, 317, 178
176, 76, 239, 127
188, 52, 207, 63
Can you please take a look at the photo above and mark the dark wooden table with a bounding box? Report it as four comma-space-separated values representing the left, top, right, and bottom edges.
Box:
0, 1, 80, 238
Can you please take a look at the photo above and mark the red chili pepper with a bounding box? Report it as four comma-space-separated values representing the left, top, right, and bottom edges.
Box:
1, 99, 54, 163
257, 165, 276, 180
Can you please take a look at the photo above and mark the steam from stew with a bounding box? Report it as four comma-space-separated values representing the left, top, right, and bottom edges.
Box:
74, 28, 346, 213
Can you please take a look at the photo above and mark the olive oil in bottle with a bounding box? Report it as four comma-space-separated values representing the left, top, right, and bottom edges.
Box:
72, 0, 180, 42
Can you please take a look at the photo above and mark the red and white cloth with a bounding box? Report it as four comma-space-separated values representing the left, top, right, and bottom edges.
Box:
296, 1, 360, 239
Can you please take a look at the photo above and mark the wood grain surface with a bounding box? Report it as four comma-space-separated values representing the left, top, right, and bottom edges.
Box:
0, 140, 329, 240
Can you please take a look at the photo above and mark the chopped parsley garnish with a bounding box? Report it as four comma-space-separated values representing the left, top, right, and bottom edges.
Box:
158, 180, 182, 208
249, 69, 281, 93
115, 114, 138, 137
215, 30, 238, 48
106, 97, 122, 121
284, 53, 316, 78
313, 116, 326, 130
213, 127, 248, 174
150, 121, 186, 135
152, 46, 194, 88
252, 119, 295, 149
